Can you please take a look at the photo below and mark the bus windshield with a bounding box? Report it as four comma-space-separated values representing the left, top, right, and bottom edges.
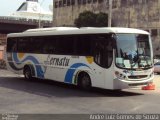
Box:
115, 33, 152, 69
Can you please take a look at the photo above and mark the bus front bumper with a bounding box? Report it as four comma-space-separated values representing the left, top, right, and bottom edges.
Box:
113, 75, 154, 89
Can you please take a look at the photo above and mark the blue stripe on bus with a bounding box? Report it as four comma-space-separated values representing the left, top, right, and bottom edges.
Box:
64, 63, 90, 84
13, 53, 44, 78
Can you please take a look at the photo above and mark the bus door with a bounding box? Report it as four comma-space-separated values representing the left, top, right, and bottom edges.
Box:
93, 35, 114, 88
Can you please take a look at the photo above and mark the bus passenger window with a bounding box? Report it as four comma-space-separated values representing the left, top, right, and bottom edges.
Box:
94, 35, 113, 68
76, 35, 92, 56
41, 36, 57, 54
7, 38, 17, 52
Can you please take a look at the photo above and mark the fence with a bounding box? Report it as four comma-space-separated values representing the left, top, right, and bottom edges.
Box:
0, 46, 6, 69
0, 59, 6, 69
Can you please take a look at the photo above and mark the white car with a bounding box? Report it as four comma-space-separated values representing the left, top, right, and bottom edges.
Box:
154, 59, 160, 64
154, 62, 160, 74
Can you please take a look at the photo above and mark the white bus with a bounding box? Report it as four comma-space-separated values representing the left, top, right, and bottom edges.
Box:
6, 27, 154, 90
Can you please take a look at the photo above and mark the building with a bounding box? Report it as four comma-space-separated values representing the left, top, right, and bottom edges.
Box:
0, 34, 6, 60
0, 34, 6, 45
53, 0, 160, 55
11, 0, 52, 21
0, 0, 53, 60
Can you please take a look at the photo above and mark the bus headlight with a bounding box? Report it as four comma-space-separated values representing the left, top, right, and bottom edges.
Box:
149, 72, 154, 77
115, 71, 126, 80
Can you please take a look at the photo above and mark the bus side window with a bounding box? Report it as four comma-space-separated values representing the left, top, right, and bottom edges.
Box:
94, 38, 106, 67
7, 38, 17, 52
94, 35, 113, 68
41, 36, 57, 54
76, 35, 92, 56
17, 37, 31, 53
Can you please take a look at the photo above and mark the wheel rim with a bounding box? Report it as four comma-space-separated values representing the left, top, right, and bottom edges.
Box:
81, 74, 91, 89
24, 68, 31, 79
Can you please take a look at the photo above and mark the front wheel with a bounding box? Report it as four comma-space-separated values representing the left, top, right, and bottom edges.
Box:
78, 72, 91, 90
23, 66, 33, 80
157, 72, 160, 75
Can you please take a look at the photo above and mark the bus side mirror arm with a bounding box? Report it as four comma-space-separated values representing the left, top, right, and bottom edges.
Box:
112, 39, 116, 49
110, 33, 117, 49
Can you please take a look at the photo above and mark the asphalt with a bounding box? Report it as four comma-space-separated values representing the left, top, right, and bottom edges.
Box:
0, 69, 160, 114
0, 69, 159, 90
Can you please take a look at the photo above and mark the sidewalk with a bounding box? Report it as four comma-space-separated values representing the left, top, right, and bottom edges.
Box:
0, 69, 23, 77
153, 75, 160, 90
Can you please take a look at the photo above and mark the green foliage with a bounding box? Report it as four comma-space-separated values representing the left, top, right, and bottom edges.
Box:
74, 11, 110, 27
96, 12, 108, 27
74, 11, 96, 27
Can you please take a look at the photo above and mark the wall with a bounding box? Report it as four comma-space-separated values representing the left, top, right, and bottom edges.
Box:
0, 46, 5, 60
53, 0, 160, 27
53, 0, 160, 55
0, 34, 6, 60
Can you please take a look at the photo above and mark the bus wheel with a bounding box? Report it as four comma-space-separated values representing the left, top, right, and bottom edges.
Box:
23, 66, 33, 80
78, 72, 91, 90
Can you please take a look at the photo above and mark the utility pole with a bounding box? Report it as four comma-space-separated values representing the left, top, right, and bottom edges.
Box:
108, 0, 112, 27
38, 12, 41, 28
53, 0, 55, 26
38, 0, 45, 28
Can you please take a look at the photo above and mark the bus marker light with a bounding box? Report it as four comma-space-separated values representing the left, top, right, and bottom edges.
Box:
142, 83, 155, 90
115, 71, 119, 76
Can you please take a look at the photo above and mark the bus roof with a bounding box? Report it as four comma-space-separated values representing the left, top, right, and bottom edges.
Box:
7, 27, 150, 37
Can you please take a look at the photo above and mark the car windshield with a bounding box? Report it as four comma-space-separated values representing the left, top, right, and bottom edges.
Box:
154, 62, 160, 66
115, 33, 152, 69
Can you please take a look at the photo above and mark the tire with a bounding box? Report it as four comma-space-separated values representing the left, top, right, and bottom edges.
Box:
78, 72, 91, 90
113, 89, 122, 92
23, 66, 33, 80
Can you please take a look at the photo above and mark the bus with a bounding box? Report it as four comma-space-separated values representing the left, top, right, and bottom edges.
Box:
6, 27, 154, 90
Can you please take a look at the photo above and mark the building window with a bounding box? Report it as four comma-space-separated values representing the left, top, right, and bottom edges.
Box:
59, 0, 63, 7
121, 0, 128, 6
82, 0, 86, 4
63, 0, 67, 6
132, 0, 138, 4
138, 0, 142, 4
151, 29, 158, 36
78, 0, 81, 5
93, 0, 97, 3
87, 0, 92, 4
112, 0, 117, 8
71, 0, 75, 5
98, 0, 103, 3
67, 0, 70, 6
55, 1, 59, 8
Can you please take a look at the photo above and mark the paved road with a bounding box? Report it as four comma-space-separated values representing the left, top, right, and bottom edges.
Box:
0, 69, 160, 114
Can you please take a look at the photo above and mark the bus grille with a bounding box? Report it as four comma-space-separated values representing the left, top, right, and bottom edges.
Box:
128, 75, 148, 79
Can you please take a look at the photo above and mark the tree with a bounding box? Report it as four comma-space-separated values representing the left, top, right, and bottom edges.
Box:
96, 12, 108, 27
74, 11, 110, 27
74, 11, 96, 27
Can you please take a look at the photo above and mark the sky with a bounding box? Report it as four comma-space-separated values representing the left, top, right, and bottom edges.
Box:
0, 0, 53, 16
